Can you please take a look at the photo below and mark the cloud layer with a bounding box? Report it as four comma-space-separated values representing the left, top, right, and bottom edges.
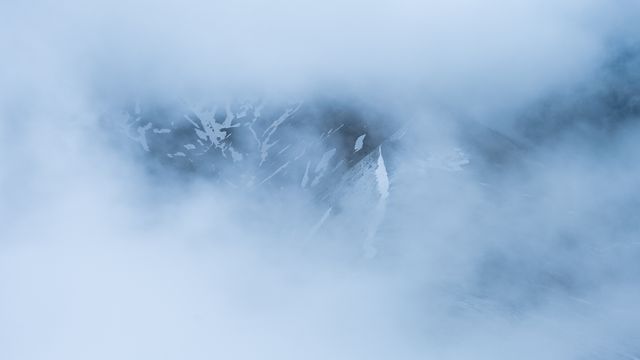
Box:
1, 0, 640, 359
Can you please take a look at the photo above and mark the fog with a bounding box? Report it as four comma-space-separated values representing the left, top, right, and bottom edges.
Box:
1, 0, 640, 359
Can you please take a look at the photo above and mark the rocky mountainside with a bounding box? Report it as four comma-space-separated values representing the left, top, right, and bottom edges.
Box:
113, 98, 400, 195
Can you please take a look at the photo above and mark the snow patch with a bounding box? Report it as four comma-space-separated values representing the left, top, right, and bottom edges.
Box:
354, 134, 366, 152
375, 147, 390, 199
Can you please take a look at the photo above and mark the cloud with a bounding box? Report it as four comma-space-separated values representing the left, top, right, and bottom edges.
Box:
1, 0, 640, 359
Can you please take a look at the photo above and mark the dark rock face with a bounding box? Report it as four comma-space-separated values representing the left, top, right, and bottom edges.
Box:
114, 98, 398, 195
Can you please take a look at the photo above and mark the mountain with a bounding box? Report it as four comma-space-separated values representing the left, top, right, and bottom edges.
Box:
112, 98, 399, 195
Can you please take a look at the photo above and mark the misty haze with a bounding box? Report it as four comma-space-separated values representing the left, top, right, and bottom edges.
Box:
2, 0, 640, 359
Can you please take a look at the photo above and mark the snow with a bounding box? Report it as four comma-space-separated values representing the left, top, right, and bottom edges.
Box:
375, 146, 390, 199
315, 148, 337, 174
136, 122, 152, 151
229, 147, 244, 162
354, 134, 366, 152
260, 104, 301, 166
259, 161, 290, 185
301, 161, 311, 188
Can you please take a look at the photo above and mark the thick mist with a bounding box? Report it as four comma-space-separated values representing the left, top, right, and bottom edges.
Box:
2, 1, 640, 359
